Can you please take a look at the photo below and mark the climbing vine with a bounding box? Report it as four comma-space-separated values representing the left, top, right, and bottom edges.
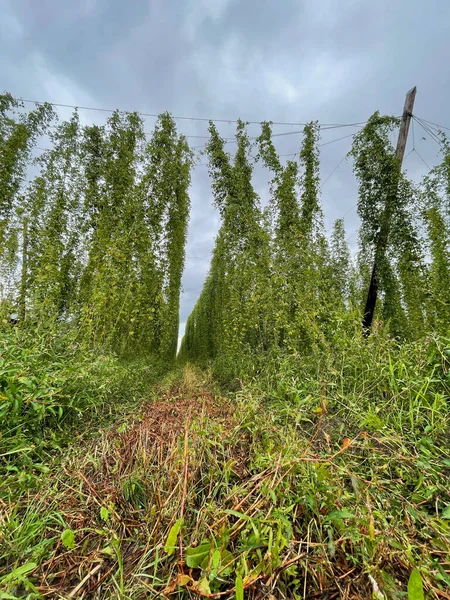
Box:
2, 94, 450, 364
421, 137, 450, 331
0, 96, 191, 361
182, 112, 450, 362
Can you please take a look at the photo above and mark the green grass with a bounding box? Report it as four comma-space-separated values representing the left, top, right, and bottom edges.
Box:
0, 327, 166, 491
1, 336, 450, 598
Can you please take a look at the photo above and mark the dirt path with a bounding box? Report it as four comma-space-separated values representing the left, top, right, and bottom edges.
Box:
31, 388, 245, 598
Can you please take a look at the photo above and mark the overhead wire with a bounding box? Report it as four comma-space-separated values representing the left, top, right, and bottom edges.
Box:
16, 97, 450, 153
417, 118, 442, 147
401, 117, 432, 171
321, 156, 348, 190
196, 129, 361, 164
192, 125, 364, 152
346, 227, 359, 243
413, 149, 432, 171
190, 114, 446, 254
170, 116, 450, 292
18, 97, 369, 128
31, 121, 362, 244
415, 116, 450, 133
17, 95, 372, 163
22, 102, 450, 267
319, 131, 358, 147
37, 122, 234, 141
190, 129, 305, 151
412, 116, 444, 149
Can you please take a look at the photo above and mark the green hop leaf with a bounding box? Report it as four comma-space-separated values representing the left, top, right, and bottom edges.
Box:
61, 529, 75, 549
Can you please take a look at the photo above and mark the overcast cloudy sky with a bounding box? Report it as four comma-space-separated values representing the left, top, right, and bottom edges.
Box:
2, 0, 449, 342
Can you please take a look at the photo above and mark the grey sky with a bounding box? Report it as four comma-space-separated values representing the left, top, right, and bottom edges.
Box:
2, 0, 449, 343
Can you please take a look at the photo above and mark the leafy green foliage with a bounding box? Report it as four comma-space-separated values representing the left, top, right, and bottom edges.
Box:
0, 93, 54, 248
0, 328, 165, 486
408, 569, 424, 600
185, 542, 213, 568
182, 111, 450, 364
3, 340, 449, 597
180, 120, 271, 361
0, 97, 192, 360
100, 506, 110, 522
180, 119, 333, 361
2, 95, 450, 598
0, 562, 38, 597
235, 575, 244, 600
164, 518, 182, 555
61, 529, 75, 549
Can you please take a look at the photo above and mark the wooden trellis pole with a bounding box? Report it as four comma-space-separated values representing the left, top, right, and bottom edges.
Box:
362, 86, 417, 335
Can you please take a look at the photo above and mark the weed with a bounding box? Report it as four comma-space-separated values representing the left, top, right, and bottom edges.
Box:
1, 334, 450, 598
